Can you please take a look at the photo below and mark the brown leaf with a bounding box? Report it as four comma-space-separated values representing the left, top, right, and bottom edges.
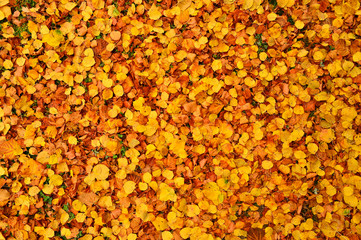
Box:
247, 228, 265, 240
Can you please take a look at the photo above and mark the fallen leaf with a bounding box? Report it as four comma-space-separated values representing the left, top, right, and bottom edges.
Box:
0, 139, 23, 159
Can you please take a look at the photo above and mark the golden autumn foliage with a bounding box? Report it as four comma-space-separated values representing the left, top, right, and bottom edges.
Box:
1, 0, 361, 239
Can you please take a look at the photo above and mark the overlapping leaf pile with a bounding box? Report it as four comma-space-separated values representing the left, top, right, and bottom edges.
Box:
1, 0, 361, 239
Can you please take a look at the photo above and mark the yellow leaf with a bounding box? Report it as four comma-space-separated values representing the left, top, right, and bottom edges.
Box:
313, 50, 325, 61
42, 30, 64, 47
28, 186, 40, 196
3, 59, 13, 69
98, 196, 113, 208
49, 107, 58, 115
84, 48, 94, 57
344, 195, 358, 207
286, 0, 295, 7
343, 186, 353, 196
301, 219, 313, 231
136, 203, 150, 221
162, 170, 174, 180
262, 160, 273, 170
243, 0, 254, 9
314, 91, 329, 101
259, 52, 268, 61
82, 56, 96, 67
148, 4, 162, 20
220, 122, 234, 139
341, 107, 357, 123
92, 0, 105, 9
294, 106, 304, 115
180, 227, 192, 239
60, 212, 69, 225
26, 85, 36, 94
102, 78, 113, 88
307, 143, 318, 154
159, 183, 177, 202
277, 0, 289, 8
0, 0, 9, 7
133, 97, 145, 111
27, 20, 38, 38
295, 20, 305, 29
185, 204, 200, 217
162, 231, 173, 240
45, 126, 57, 139
203, 182, 223, 205
167, 212, 177, 222
175, 50, 188, 62
127, 233, 137, 240
60, 228, 71, 238
108, 108, 118, 118
331, 17, 343, 28
42, 184, 54, 194
174, 177, 184, 187
297, 49, 308, 57
142, 172, 152, 183
199, 36, 208, 45
294, 151, 306, 159
211, 59, 222, 71
124, 181, 136, 195
254, 93, 265, 103
92, 164, 110, 180
68, 136, 78, 145
347, 158, 358, 171
64, 2, 77, 11
254, 128, 263, 140
326, 185, 336, 196
49, 174, 63, 186
353, 52, 361, 62
0, 9, 4, 21
152, 217, 168, 231
267, 12, 277, 21
245, 77, 257, 87
139, 182, 148, 191
193, 144, 205, 154
130, 27, 140, 36
113, 85, 124, 97
44, 228, 54, 238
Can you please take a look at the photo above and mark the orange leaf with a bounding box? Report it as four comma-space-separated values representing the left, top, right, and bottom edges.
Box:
78, 192, 99, 206
0, 139, 23, 159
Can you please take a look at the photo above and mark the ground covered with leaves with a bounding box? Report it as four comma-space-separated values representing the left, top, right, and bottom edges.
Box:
1, 0, 361, 239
